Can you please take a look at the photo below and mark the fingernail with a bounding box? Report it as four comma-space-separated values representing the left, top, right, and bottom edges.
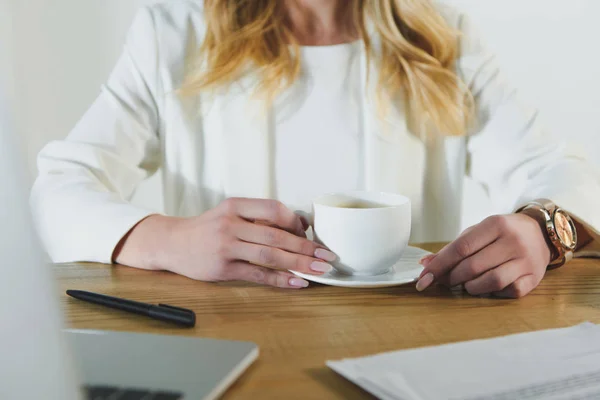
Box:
416, 273, 434, 292
289, 278, 309, 288
419, 254, 435, 266
314, 248, 337, 262
310, 261, 333, 273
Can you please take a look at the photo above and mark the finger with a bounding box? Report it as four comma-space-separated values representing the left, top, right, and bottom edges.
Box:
441, 238, 515, 288
461, 226, 475, 235
492, 274, 540, 299
225, 262, 310, 289
419, 253, 437, 267
223, 198, 305, 236
462, 261, 528, 296
418, 217, 502, 285
419, 226, 475, 279
232, 241, 333, 275
235, 221, 336, 261
254, 218, 307, 239
418, 225, 482, 279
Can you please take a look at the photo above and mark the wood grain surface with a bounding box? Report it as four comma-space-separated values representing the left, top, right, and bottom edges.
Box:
54, 243, 600, 399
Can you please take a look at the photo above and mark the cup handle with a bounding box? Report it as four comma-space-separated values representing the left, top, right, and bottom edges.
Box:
294, 210, 314, 231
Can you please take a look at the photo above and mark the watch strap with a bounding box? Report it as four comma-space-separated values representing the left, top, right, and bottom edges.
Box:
516, 200, 574, 268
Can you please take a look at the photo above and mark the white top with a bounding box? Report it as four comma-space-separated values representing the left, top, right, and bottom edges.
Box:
30, 0, 600, 264
275, 42, 362, 211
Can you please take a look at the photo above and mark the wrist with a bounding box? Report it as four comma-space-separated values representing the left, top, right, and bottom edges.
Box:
518, 209, 555, 264
114, 214, 182, 271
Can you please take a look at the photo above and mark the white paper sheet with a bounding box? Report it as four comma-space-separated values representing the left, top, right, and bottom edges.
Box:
328, 323, 600, 400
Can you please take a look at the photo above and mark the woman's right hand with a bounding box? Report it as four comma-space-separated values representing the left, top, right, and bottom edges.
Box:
114, 198, 336, 288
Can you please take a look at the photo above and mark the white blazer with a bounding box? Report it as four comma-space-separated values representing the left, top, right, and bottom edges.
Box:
31, 0, 600, 264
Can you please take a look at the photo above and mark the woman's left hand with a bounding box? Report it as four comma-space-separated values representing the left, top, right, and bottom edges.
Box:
416, 214, 552, 298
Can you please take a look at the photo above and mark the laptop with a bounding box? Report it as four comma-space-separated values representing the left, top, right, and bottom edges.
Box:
0, 95, 258, 400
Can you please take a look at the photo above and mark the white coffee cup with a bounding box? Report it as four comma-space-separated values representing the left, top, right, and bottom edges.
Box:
305, 191, 411, 276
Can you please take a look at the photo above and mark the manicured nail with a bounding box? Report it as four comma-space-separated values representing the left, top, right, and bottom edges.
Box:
314, 248, 337, 262
310, 261, 333, 273
416, 273, 434, 292
289, 278, 309, 288
419, 254, 435, 266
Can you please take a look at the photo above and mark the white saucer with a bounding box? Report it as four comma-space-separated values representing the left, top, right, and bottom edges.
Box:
291, 246, 431, 288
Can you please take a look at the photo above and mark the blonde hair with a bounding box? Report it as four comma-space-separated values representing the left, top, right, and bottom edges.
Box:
182, 0, 474, 136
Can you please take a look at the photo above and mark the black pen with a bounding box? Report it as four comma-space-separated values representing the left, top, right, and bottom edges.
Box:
66, 290, 196, 328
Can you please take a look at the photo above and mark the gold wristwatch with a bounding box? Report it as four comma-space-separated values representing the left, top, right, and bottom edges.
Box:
516, 199, 577, 268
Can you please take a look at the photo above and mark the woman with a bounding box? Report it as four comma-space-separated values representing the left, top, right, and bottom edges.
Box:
32, 0, 600, 297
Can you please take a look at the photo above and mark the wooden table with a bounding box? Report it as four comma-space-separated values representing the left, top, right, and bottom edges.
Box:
55, 243, 600, 399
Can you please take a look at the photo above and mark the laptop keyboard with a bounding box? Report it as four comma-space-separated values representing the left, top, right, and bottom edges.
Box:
85, 385, 183, 400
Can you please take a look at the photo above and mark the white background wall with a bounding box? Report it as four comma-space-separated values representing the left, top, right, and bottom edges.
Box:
1, 1, 16, 126
7, 0, 153, 175
449, 0, 600, 160
5, 0, 600, 212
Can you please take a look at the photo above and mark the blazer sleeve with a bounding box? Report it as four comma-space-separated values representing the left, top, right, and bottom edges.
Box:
30, 7, 162, 264
456, 13, 600, 255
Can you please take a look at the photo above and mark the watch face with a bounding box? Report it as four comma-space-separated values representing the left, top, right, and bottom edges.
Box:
554, 210, 576, 249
